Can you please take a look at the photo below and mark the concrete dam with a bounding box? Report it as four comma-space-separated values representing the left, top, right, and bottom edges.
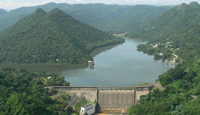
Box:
45, 86, 153, 113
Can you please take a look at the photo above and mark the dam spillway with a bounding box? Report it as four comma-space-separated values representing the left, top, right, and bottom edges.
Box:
97, 90, 134, 110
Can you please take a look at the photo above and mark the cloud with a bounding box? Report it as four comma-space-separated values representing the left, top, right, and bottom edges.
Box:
0, 1, 30, 10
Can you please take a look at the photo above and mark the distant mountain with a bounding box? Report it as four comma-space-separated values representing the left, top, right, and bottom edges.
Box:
0, 8, 123, 64
127, 2, 200, 40
67, 4, 171, 33
0, 9, 7, 17
0, 2, 170, 33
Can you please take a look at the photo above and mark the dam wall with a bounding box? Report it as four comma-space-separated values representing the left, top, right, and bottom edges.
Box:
45, 85, 153, 113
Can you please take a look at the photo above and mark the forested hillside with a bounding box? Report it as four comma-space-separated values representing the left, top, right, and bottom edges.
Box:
0, 8, 123, 64
0, 3, 170, 33
129, 59, 200, 114
0, 68, 73, 115
129, 2, 200, 114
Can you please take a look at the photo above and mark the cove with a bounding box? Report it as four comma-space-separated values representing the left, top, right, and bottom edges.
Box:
61, 38, 173, 86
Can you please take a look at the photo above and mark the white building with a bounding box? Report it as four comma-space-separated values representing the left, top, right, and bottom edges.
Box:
158, 53, 163, 56
80, 103, 95, 115
153, 44, 158, 48
88, 60, 95, 66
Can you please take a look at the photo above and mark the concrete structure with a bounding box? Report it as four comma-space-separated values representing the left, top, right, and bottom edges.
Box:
45, 86, 153, 113
80, 103, 95, 115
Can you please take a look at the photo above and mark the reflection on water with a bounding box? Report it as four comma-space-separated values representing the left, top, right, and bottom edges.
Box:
89, 65, 94, 70
61, 38, 174, 86
90, 43, 122, 57
0, 63, 87, 74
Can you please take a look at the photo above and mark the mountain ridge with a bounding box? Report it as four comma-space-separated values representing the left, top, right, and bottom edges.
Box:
0, 9, 7, 17
0, 3, 171, 33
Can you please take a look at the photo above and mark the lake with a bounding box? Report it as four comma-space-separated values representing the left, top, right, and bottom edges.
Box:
61, 38, 173, 86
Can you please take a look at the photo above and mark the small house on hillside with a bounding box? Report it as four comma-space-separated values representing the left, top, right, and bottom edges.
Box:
88, 60, 95, 66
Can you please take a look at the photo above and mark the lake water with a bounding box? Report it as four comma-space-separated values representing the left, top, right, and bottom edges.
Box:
61, 38, 173, 86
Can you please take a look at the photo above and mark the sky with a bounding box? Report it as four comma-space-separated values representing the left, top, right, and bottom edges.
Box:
0, 0, 200, 11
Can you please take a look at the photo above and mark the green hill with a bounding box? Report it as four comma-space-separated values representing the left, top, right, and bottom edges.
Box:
129, 2, 200, 114
0, 3, 170, 33
0, 8, 123, 64
127, 2, 200, 41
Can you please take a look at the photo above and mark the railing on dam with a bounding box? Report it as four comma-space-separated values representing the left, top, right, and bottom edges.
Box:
45, 86, 137, 91
45, 86, 135, 89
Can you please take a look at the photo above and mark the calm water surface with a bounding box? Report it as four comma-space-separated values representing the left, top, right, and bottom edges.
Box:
61, 38, 173, 86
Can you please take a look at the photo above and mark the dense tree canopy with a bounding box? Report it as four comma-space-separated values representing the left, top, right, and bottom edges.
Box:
0, 68, 72, 115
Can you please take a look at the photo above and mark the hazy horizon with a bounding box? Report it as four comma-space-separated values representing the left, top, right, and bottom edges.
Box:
0, 0, 199, 11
